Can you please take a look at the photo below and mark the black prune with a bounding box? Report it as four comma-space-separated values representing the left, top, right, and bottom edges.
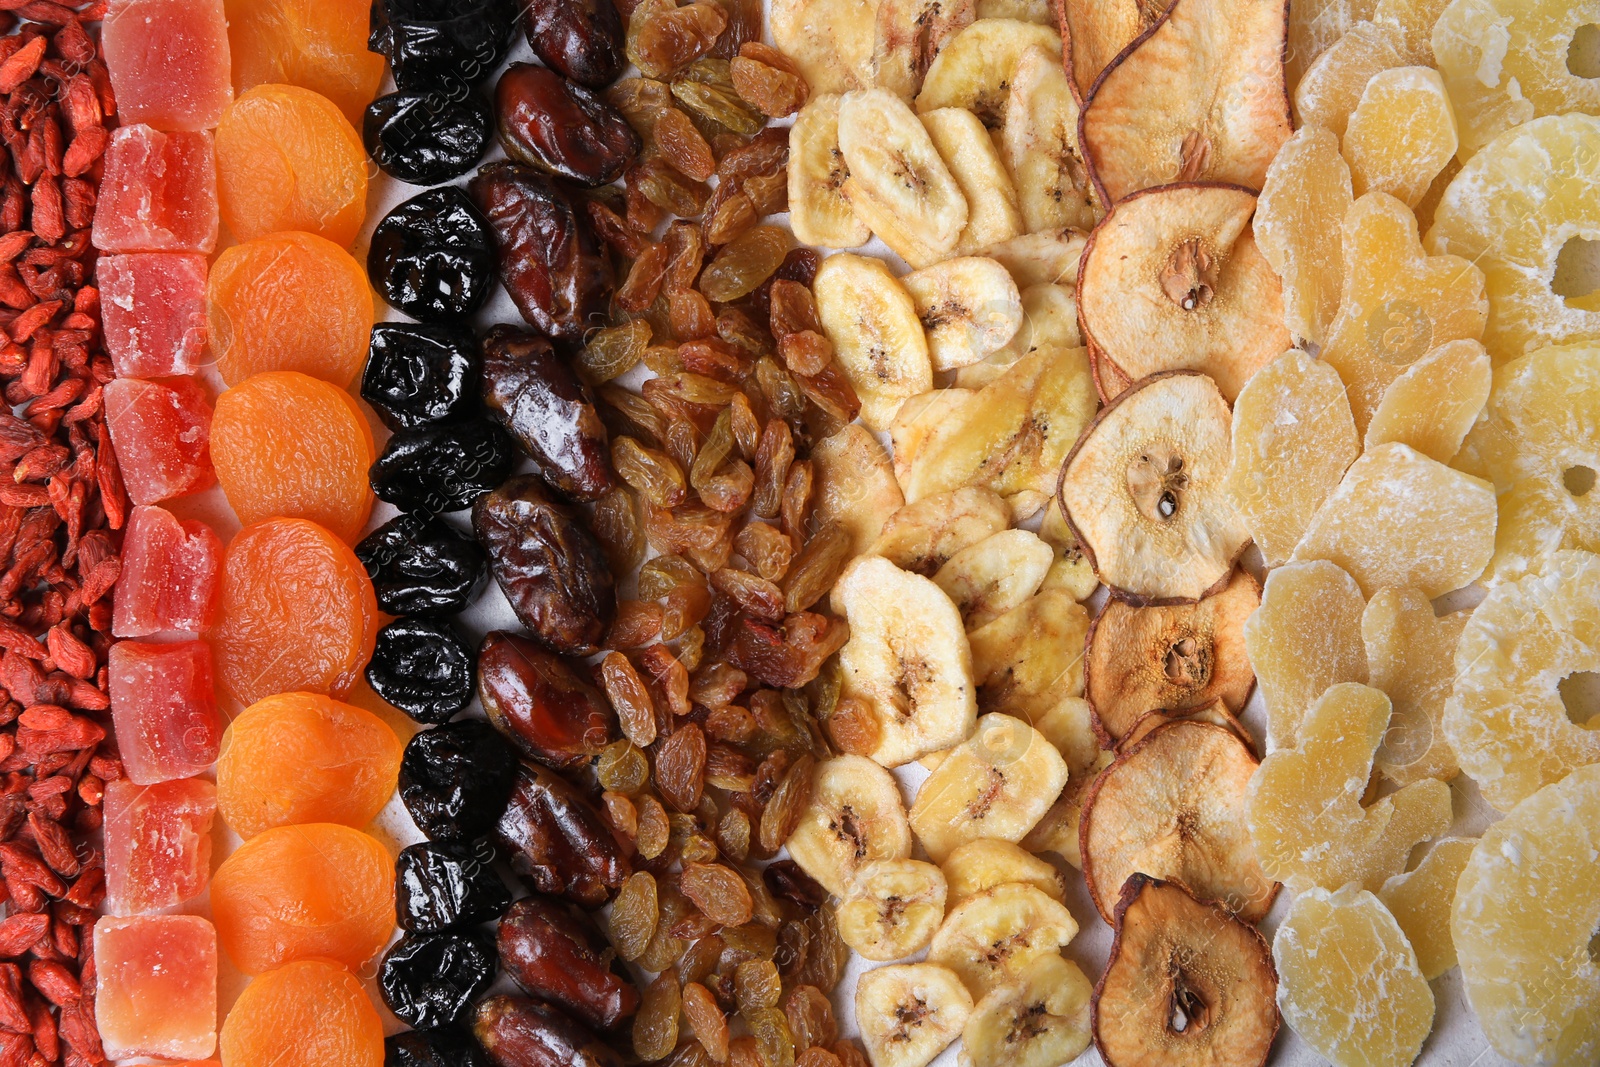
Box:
473, 997, 623, 1067
370, 187, 497, 323
386, 1024, 494, 1067
468, 162, 613, 344
370, 0, 518, 92
365, 90, 494, 187
481, 325, 613, 502
497, 896, 639, 1033
495, 761, 630, 908
495, 64, 639, 189
400, 720, 519, 840
363, 323, 482, 431
397, 838, 513, 933
381, 929, 499, 1030
522, 0, 625, 89
368, 618, 477, 724
357, 512, 488, 616
473, 475, 616, 656
478, 631, 616, 770
371, 420, 517, 514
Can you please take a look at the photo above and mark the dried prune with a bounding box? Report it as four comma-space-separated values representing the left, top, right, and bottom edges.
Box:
371, 0, 519, 91
357, 512, 488, 616
368, 617, 477, 724
763, 860, 827, 911
371, 420, 518, 514
482, 325, 614, 502
396, 838, 512, 933
369, 187, 497, 323
479, 630, 617, 769
498, 896, 640, 1032
381, 929, 499, 1029
365, 91, 494, 185
496, 64, 641, 189
400, 720, 519, 840
474, 996, 624, 1067
470, 162, 615, 343
386, 1024, 494, 1067
523, 0, 626, 89
495, 761, 631, 907
474, 475, 617, 656
363, 323, 483, 431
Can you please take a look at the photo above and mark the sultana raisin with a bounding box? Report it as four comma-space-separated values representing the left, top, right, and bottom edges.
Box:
670, 288, 719, 340
655, 723, 706, 812
752, 419, 795, 520
733, 959, 782, 1016
609, 599, 664, 649
600, 384, 667, 445
577, 320, 651, 384
679, 934, 726, 987
683, 981, 731, 1063
639, 886, 692, 971
671, 59, 765, 136
782, 522, 852, 614
627, 0, 728, 79
730, 44, 809, 118
619, 244, 671, 316
832, 1042, 870, 1067
700, 226, 793, 303
780, 460, 813, 540
711, 568, 785, 621
631, 153, 712, 218
603, 790, 639, 838
606, 76, 674, 137
611, 870, 660, 961
778, 331, 833, 378
637, 643, 691, 717
758, 752, 814, 852
710, 0, 762, 57
665, 220, 708, 291
792, 907, 847, 993
730, 1037, 764, 1067
598, 738, 652, 794
823, 696, 879, 757
637, 794, 671, 859
764, 861, 828, 912
783, 987, 837, 1051
706, 703, 758, 743
655, 106, 717, 183
717, 807, 752, 864
634, 971, 682, 1060
614, 436, 689, 507
678, 623, 707, 670
602, 652, 659, 747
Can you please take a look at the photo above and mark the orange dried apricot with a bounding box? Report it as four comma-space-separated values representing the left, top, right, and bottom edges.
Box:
215, 84, 368, 247
211, 823, 394, 974
217, 691, 403, 839
208, 517, 378, 706
225, 0, 386, 126
211, 372, 376, 543
218, 958, 383, 1067
207, 231, 374, 388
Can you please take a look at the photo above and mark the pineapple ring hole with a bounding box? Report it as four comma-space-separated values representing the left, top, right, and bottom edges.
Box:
1551, 236, 1600, 308
1556, 670, 1600, 727
1568, 25, 1600, 79
1564, 465, 1597, 498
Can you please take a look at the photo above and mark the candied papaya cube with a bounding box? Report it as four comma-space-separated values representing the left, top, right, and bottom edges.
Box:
93, 915, 219, 1061
104, 377, 215, 506
103, 0, 233, 132
112, 505, 223, 638
92, 126, 219, 254
104, 777, 217, 915
100, 254, 209, 378
107, 640, 223, 785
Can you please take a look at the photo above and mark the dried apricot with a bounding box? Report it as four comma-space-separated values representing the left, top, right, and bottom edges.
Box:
1362, 586, 1467, 786
217, 692, 403, 838
212, 822, 394, 974
215, 83, 369, 247
209, 517, 379, 706
226, 0, 387, 125
218, 958, 384, 1067
207, 231, 375, 388
1378, 836, 1476, 980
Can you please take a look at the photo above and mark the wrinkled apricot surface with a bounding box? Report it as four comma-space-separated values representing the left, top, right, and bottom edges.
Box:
214, 84, 367, 247
218, 958, 383, 1067
217, 691, 402, 839
212, 372, 375, 543
225, 0, 386, 126
208, 518, 377, 706
207, 231, 374, 388
211, 823, 394, 974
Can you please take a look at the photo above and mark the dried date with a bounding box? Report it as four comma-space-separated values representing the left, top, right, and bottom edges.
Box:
496, 64, 640, 188
481, 325, 614, 502
522, 0, 627, 89
474, 996, 624, 1067
479, 630, 617, 769
494, 762, 630, 908
498, 896, 640, 1032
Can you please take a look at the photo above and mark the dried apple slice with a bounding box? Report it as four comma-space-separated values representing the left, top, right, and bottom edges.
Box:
870, 487, 1011, 576
1084, 568, 1257, 742
1092, 875, 1278, 1067
1378, 836, 1476, 980
921, 107, 1025, 255
1000, 45, 1097, 233
1077, 184, 1289, 402
1254, 126, 1354, 350
811, 424, 905, 558
1057, 372, 1250, 603
1056, 0, 1172, 102
969, 590, 1092, 722
1363, 338, 1491, 463
912, 18, 1062, 128
1115, 701, 1255, 756
1342, 66, 1459, 208
1080, 719, 1276, 923
1078, 0, 1292, 203
1362, 586, 1467, 786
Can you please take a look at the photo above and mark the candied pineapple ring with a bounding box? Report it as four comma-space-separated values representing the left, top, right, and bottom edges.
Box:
1442, 550, 1600, 811
1452, 764, 1600, 1067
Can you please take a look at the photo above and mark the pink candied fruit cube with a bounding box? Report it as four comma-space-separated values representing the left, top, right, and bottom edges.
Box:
93, 914, 218, 1060
92, 126, 219, 254
113, 505, 223, 637
104, 377, 215, 506
100, 254, 209, 378
103, 0, 233, 132
107, 640, 222, 785
104, 777, 217, 916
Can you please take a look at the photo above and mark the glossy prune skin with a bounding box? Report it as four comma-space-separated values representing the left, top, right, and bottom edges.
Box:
386, 1024, 494, 1067
364, 323, 482, 431
400, 720, 519, 840
494, 761, 630, 908
478, 631, 616, 770
497, 896, 639, 1033
369, 187, 497, 323
381, 929, 499, 1030
371, 420, 517, 514
495, 64, 639, 188
473, 476, 616, 657
370, 0, 518, 92
365, 91, 493, 186
522, 0, 625, 89
481, 325, 613, 502
473, 996, 623, 1067
368, 617, 477, 724
468, 162, 613, 344
397, 838, 512, 933
357, 512, 488, 616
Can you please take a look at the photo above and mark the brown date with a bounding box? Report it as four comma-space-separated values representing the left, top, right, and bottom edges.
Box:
497, 896, 640, 1032
469, 162, 614, 343
479, 630, 618, 770
497, 63, 641, 188
522, 0, 626, 89
482, 325, 615, 502
495, 761, 631, 908
474, 475, 617, 657
475, 995, 624, 1067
